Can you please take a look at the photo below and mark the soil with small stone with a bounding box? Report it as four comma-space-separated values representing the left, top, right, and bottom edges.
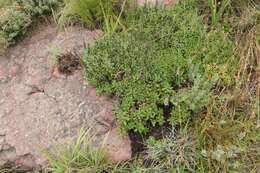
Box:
0, 25, 131, 171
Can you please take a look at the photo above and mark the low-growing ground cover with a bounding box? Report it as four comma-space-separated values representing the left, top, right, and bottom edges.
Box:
0, 0, 60, 49
85, 0, 236, 133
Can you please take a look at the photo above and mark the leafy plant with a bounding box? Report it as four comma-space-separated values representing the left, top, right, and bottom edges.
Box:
0, 8, 32, 44
0, 0, 60, 46
15, 0, 61, 16
85, 0, 235, 133
169, 75, 218, 125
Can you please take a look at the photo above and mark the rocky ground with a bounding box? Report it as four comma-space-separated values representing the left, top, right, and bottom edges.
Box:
0, 25, 131, 170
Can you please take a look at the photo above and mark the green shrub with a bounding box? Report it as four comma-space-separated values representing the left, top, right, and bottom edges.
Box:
0, 0, 60, 46
0, 8, 32, 44
15, 0, 61, 16
85, 0, 235, 133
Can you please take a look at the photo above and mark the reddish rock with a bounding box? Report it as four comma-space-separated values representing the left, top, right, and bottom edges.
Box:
164, 0, 178, 6
0, 65, 4, 77
103, 128, 132, 163
8, 64, 21, 76
137, 0, 157, 6
51, 65, 66, 78
0, 144, 16, 166
0, 25, 130, 170
14, 154, 37, 170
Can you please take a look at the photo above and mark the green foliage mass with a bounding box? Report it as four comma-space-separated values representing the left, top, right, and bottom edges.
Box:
59, 0, 106, 29
0, 0, 60, 46
0, 9, 31, 43
58, 0, 129, 31
15, 0, 60, 16
85, 0, 235, 133
44, 129, 112, 173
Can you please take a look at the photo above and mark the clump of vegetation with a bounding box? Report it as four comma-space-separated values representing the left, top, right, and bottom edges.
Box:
58, 0, 130, 33
0, 0, 60, 47
0, 0, 129, 50
0, 8, 32, 44
83, 0, 259, 172
208, 0, 231, 26
143, 128, 197, 172
85, 0, 235, 133
44, 129, 112, 173
15, 0, 60, 16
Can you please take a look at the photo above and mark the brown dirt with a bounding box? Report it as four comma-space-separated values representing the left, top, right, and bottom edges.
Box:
56, 51, 82, 75
0, 24, 131, 170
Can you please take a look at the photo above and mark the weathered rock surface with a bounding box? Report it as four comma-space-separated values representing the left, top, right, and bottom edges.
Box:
103, 127, 132, 163
0, 25, 132, 170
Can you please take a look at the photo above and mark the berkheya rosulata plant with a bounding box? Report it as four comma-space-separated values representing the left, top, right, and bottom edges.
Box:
85, 0, 235, 133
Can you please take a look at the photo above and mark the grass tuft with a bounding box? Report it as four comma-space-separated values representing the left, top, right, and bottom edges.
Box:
44, 128, 111, 173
